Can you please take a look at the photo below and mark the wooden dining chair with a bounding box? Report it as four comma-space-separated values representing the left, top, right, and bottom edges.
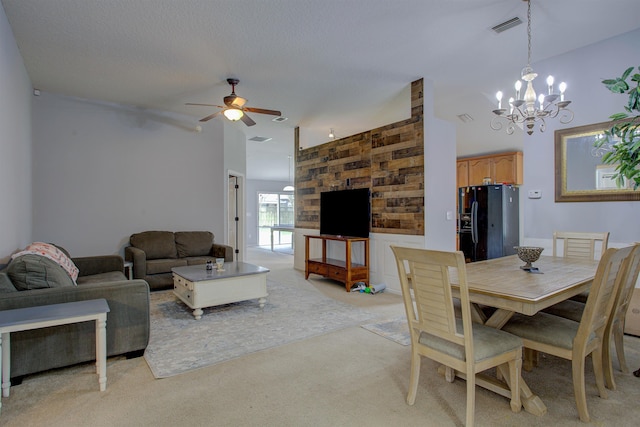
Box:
502, 247, 628, 422
391, 246, 523, 427
553, 231, 610, 260
553, 231, 610, 304
545, 244, 640, 389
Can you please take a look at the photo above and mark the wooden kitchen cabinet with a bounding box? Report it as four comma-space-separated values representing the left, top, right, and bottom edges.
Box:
457, 151, 523, 187
468, 157, 492, 186
456, 161, 469, 188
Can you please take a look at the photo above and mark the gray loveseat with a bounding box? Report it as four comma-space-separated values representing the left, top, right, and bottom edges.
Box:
0, 250, 150, 381
125, 231, 233, 291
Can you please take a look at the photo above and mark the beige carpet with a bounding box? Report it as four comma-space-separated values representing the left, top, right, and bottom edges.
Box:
144, 280, 376, 378
2, 247, 640, 426
361, 316, 410, 346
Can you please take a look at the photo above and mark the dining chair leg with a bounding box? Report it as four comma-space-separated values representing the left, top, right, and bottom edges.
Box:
613, 320, 629, 374
572, 355, 591, 423
466, 369, 476, 427
406, 350, 421, 405
591, 346, 608, 399
523, 348, 538, 371
602, 322, 617, 390
445, 366, 455, 383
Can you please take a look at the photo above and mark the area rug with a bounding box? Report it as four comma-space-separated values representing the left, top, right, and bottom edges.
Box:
361, 316, 411, 346
144, 281, 377, 378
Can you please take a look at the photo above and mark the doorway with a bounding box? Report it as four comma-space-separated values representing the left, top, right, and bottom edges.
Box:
257, 192, 294, 251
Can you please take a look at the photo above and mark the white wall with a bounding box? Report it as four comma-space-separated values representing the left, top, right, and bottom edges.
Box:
521, 28, 640, 247
0, 5, 32, 264
31, 93, 235, 257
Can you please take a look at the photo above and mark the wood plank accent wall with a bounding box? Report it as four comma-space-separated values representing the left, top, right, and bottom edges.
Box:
295, 79, 424, 236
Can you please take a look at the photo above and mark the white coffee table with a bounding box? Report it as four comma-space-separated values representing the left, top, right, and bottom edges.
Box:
172, 262, 269, 320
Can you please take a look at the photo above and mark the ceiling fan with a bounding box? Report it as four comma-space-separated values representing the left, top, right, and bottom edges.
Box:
186, 78, 281, 126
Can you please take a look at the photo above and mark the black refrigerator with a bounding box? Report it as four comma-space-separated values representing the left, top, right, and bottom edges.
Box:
458, 184, 519, 262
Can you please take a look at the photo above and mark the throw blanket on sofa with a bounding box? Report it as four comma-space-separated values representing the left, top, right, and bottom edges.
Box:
11, 242, 79, 282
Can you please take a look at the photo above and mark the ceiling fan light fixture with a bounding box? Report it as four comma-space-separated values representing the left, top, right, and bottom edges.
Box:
224, 108, 244, 121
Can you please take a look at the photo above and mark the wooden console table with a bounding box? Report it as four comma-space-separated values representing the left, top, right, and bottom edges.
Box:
304, 235, 369, 292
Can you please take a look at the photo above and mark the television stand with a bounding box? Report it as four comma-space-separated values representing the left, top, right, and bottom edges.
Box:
304, 235, 370, 292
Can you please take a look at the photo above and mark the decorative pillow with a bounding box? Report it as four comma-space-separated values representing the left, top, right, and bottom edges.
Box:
7, 254, 76, 290
175, 231, 214, 257
0, 272, 18, 293
130, 231, 177, 260
12, 242, 79, 281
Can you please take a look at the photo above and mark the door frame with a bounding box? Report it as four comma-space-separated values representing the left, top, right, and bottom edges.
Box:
227, 170, 245, 262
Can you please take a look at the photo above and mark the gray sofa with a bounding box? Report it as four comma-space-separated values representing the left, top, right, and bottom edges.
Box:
0, 251, 150, 381
125, 231, 234, 291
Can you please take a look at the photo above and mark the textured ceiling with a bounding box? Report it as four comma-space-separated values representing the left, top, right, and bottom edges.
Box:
3, 0, 640, 180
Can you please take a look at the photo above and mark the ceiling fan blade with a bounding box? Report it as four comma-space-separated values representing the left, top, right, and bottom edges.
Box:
244, 107, 282, 116
186, 103, 216, 107
240, 113, 256, 126
199, 111, 223, 122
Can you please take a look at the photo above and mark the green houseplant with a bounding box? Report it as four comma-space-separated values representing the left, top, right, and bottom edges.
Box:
596, 66, 640, 189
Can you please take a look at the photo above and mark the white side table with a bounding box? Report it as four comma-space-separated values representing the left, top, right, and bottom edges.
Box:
124, 261, 133, 280
0, 299, 110, 414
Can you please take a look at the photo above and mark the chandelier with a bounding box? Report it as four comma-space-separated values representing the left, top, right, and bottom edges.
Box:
491, 0, 573, 135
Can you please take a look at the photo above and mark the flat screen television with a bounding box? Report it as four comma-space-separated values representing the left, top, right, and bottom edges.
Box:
320, 188, 370, 238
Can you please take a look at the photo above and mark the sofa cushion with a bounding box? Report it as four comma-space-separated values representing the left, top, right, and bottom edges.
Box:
130, 231, 177, 260
7, 254, 75, 290
0, 272, 18, 293
175, 231, 214, 257
185, 256, 214, 266
12, 242, 79, 281
76, 271, 127, 285
146, 258, 188, 275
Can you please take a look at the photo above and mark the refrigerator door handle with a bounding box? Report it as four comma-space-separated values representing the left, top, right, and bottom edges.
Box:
471, 201, 478, 244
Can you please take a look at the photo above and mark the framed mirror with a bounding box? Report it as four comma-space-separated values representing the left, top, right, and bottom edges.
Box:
555, 121, 640, 202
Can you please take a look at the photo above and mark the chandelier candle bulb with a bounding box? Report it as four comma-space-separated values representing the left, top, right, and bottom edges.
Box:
559, 82, 567, 101
515, 80, 522, 99
496, 91, 503, 109
538, 94, 545, 110
509, 97, 514, 114
546, 75, 554, 95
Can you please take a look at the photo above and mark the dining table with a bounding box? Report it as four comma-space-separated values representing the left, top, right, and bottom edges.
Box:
447, 254, 600, 417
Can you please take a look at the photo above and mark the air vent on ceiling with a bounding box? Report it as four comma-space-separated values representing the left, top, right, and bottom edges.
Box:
457, 114, 474, 123
249, 136, 272, 143
491, 17, 522, 34
272, 116, 288, 122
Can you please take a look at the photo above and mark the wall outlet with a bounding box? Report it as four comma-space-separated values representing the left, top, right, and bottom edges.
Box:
446, 211, 454, 221
528, 190, 542, 199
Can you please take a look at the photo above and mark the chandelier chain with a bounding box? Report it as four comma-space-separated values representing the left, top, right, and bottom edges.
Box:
526, 0, 532, 67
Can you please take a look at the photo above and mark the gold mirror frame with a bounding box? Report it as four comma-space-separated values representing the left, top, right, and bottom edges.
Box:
555, 121, 640, 202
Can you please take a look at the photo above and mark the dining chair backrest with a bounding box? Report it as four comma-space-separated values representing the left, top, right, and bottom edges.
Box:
606, 243, 640, 378
611, 244, 640, 325
576, 246, 631, 347
392, 246, 473, 355
553, 231, 610, 260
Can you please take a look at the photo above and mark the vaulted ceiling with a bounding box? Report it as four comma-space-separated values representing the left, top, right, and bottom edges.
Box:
3, 0, 640, 180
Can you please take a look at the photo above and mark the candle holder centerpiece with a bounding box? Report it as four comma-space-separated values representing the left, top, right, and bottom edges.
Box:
515, 246, 544, 271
